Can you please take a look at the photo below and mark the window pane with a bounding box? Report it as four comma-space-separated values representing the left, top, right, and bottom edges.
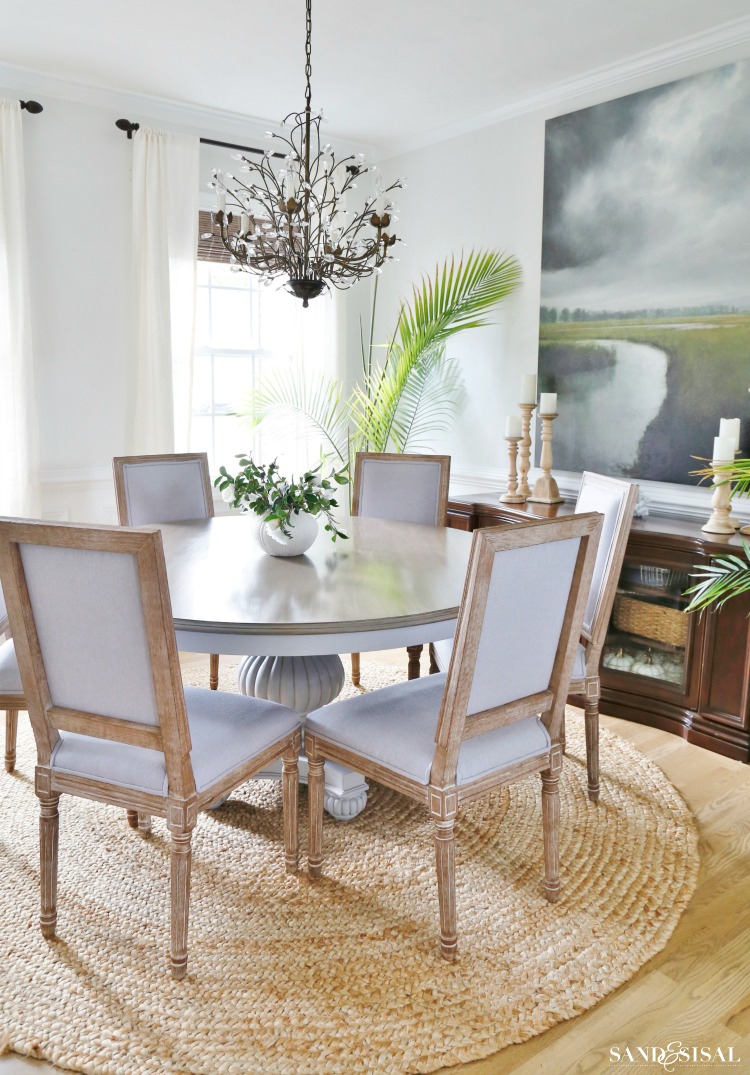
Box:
213, 354, 256, 414
192, 354, 213, 415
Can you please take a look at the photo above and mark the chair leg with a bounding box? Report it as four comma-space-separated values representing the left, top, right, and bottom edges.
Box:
307, 756, 325, 878
168, 826, 193, 980
584, 682, 601, 803
209, 653, 219, 691
282, 744, 299, 875
137, 812, 152, 836
406, 644, 423, 680
541, 751, 562, 903
428, 644, 440, 675
350, 652, 361, 688
5, 709, 18, 772
126, 809, 139, 829
39, 793, 60, 940
434, 819, 457, 960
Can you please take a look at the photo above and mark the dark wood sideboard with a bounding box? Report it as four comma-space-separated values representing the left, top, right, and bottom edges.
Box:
448, 493, 750, 763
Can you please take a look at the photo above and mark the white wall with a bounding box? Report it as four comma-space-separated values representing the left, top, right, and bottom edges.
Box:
2, 26, 749, 523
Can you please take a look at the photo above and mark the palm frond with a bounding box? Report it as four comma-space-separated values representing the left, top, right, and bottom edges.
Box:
388, 348, 466, 453
685, 540, 750, 613
236, 367, 350, 465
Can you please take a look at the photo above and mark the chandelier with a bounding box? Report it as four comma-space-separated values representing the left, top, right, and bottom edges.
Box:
207, 0, 405, 306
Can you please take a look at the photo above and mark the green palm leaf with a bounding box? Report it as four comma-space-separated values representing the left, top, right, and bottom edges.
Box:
685, 540, 750, 613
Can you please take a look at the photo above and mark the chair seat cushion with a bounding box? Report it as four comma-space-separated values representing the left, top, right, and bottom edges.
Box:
0, 639, 24, 697
306, 674, 551, 787
50, 687, 300, 796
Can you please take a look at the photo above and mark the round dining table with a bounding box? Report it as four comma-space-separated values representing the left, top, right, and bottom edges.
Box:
159, 514, 473, 817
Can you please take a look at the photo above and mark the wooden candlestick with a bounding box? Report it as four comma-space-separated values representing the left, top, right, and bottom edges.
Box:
702, 463, 735, 535
528, 413, 564, 504
517, 402, 536, 499
500, 436, 525, 503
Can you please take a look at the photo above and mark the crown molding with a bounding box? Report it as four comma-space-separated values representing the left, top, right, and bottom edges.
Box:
0, 61, 375, 155
379, 14, 750, 159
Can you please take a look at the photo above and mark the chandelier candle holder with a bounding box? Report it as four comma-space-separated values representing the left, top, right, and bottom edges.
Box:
517, 373, 537, 500
500, 416, 525, 504
528, 394, 564, 505
206, 0, 404, 306
701, 437, 737, 535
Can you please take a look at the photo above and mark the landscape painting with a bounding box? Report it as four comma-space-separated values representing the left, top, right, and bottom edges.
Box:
538, 60, 750, 485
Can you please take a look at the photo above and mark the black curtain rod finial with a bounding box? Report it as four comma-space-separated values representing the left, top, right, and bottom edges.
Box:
115, 118, 140, 139
20, 100, 43, 114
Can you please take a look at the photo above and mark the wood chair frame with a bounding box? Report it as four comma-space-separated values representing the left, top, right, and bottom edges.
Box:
307, 513, 602, 960
112, 452, 221, 691
0, 518, 301, 979
350, 452, 451, 685
1, 602, 26, 773
567, 472, 638, 801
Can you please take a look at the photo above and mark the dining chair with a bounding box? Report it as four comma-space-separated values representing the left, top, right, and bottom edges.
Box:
430, 472, 637, 802
306, 512, 602, 960
0, 518, 301, 979
0, 583, 26, 772
112, 452, 221, 690
350, 452, 451, 685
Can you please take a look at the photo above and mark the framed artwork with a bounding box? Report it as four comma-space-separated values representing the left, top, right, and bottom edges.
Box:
538, 60, 750, 485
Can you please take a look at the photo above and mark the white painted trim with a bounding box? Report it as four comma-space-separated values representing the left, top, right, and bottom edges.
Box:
380, 15, 750, 157
0, 61, 374, 156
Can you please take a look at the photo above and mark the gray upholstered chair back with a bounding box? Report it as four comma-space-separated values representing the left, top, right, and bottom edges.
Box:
433, 514, 602, 777
352, 453, 450, 526
574, 472, 638, 644
0, 520, 191, 782
113, 453, 214, 526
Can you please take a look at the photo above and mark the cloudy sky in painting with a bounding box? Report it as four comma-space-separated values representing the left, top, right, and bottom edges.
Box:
540, 60, 750, 312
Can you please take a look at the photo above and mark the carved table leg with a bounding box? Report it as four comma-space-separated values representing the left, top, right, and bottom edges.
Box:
407, 644, 423, 680
209, 653, 219, 691
351, 652, 361, 687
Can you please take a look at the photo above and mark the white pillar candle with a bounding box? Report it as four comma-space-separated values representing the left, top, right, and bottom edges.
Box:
520, 373, 537, 404
719, 418, 741, 451
505, 415, 522, 438
539, 392, 557, 414
216, 191, 226, 213
713, 436, 736, 462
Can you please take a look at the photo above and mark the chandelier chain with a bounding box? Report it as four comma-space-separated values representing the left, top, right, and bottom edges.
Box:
305, 0, 312, 114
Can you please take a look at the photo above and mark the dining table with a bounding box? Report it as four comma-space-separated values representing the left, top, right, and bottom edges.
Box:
159, 513, 473, 817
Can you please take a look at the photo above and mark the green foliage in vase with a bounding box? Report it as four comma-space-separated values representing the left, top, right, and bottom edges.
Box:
237, 249, 523, 471
214, 457, 350, 541
685, 456, 750, 614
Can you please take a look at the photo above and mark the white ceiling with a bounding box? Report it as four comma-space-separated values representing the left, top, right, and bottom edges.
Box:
3, 0, 749, 153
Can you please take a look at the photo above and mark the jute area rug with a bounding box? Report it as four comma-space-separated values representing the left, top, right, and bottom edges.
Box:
0, 660, 699, 1075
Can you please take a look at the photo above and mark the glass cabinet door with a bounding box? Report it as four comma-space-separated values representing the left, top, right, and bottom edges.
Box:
602, 561, 692, 691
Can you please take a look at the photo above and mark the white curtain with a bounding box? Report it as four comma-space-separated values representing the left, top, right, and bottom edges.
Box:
0, 99, 40, 516
131, 128, 199, 454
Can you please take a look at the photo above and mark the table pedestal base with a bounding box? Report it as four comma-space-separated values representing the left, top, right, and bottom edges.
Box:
235, 653, 368, 819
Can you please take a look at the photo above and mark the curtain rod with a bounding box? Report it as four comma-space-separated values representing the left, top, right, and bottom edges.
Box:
20, 100, 43, 113
115, 119, 284, 158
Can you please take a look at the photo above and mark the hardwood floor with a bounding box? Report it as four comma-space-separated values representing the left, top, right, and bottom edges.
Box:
2, 653, 749, 1074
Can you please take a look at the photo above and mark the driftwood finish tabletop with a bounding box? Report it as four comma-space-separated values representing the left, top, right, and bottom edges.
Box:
159, 514, 473, 656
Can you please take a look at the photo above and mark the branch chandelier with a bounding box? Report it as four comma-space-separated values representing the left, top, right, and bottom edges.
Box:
207, 0, 405, 306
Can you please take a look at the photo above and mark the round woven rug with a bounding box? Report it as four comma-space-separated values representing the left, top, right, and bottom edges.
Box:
0, 660, 699, 1075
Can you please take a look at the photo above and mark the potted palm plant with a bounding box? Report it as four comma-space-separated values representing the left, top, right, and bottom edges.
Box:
685, 458, 750, 613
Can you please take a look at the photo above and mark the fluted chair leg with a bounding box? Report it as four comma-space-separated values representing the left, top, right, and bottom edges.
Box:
169, 826, 193, 980
39, 793, 60, 940
307, 757, 325, 878
406, 644, 423, 680
282, 746, 299, 874
126, 809, 139, 829
5, 709, 18, 772
209, 653, 219, 690
137, 812, 152, 836
351, 653, 361, 688
541, 752, 562, 903
584, 680, 601, 802
434, 819, 457, 960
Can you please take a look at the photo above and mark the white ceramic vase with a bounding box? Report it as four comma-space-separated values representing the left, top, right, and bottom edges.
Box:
255, 511, 319, 557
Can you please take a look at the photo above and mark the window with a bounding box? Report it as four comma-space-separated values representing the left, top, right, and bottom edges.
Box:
190, 233, 332, 479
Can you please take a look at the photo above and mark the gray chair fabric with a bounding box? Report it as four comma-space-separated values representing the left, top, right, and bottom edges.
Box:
120, 459, 211, 526
50, 687, 300, 796
432, 634, 588, 681
306, 674, 551, 786
356, 458, 445, 525
0, 639, 23, 696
